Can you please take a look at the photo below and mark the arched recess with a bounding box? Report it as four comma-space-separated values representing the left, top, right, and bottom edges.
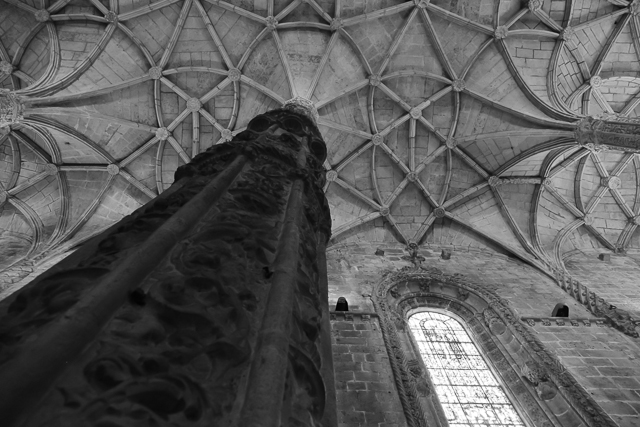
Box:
371, 266, 618, 427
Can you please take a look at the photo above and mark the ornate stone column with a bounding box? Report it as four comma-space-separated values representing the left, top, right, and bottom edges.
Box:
0, 105, 334, 427
575, 114, 640, 153
0, 89, 24, 129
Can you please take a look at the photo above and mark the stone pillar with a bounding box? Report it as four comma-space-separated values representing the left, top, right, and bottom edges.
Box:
575, 114, 640, 153
0, 106, 334, 426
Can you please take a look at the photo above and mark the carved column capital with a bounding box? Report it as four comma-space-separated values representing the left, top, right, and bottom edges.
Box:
283, 96, 319, 124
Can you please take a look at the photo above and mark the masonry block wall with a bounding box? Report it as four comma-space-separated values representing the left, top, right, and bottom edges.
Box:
331, 313, 406, 427
327, 242, 640, 427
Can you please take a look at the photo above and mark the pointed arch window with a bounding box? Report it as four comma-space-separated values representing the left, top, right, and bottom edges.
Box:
408, 311, 526, 427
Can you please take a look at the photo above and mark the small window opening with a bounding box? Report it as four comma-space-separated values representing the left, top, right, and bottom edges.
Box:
335, 297, 349, 311
551, 303, 568, 317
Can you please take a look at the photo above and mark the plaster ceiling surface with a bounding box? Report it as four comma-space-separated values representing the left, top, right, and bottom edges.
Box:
1, 0, 640, 275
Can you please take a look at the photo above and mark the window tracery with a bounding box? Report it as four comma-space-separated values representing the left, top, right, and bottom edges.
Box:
409, 312, 525, 427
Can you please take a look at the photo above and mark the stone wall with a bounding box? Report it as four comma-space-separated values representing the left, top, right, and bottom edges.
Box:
565, 249, 640, 317
331, 312, 406, 427
326, 242, 640, 427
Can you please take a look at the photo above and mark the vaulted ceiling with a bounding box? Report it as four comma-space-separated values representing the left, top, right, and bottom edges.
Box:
1, 0, 640, 277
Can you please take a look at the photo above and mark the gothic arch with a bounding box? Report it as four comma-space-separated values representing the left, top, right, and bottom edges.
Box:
371, 266, 618, 427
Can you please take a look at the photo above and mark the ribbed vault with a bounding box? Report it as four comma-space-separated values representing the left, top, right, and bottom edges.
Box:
2, 0, 640, 283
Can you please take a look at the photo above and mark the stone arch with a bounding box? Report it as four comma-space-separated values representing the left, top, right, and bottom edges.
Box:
371, 266, 618, 427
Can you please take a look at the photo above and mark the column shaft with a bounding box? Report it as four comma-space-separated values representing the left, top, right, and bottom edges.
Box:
576, 115, 640, 153
0, 108, 332, 427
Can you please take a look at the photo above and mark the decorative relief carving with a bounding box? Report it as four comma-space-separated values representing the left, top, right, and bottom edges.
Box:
186, 98, 201, 112
148, 66, 163, 80
155, 127, 170, 140
528, 0, 543, 11
0, 109, 332, 426
369, 75, 382, 87
551, 267, 639, 338
282, 96, 319, 123
227, 68, 241, 82
451, 79, 465, 92
494, 26, 509, 39
372, 267, 619, 427
265, 16, 278, 30
330, 17, 343, 30
0, 90, 24, 129
483, 308, 506, 335
0, 61, 13, 76
575, 115, 640, 153
34, 9, 50, 22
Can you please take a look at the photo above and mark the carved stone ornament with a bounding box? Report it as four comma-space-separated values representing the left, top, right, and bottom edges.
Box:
330, 17, 343, 30
488, 176, 500, 187
445, 137, 457, 149
407, 360, 430, 397
0, 108, 333, 426
325, 170, 338, 182
528, 0, 543, 12
410, 107, 422, 119
105, 10, 118, 22
583, 214, 594, 226
372, 133, 383, 145
602, 176, 621, 190
148, 66, 163, 80
406, 171, 417, 182
575, 115, 640, 154
0, 90, 24, 129
457, 288, 469, 301
452, 79, 465, 92
590, 76, 602, 88
501, 177, 543, 185
631, 0, 640, 16
0, 126, 10, 137
282, 96, 319, 123
413, 0, 429, 8
34, 9, 50, 22
372, 267, 620, 427
369, 74, 382, 87
483, 308, 507, 335
380, 205, 390, 216
186, 97, 201, 112
220, 129, 233, 141
390, 287, 400, 299
265, 15, 278, 30
106, 163, 120, 176
227, 68, 241, 82
155, 127, 170, 141
522, 360, 547, 386
433, 207, 446, 218
0, 60, 13, 76
494, 26, 509, 39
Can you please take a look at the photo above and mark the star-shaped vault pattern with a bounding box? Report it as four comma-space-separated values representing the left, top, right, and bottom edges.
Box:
1, 0, 640, 278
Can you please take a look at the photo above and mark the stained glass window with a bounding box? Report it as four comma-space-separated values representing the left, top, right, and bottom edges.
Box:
408, 312, 526, 427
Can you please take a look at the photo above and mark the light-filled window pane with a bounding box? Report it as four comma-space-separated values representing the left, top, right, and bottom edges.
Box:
409, 312, 525, 427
